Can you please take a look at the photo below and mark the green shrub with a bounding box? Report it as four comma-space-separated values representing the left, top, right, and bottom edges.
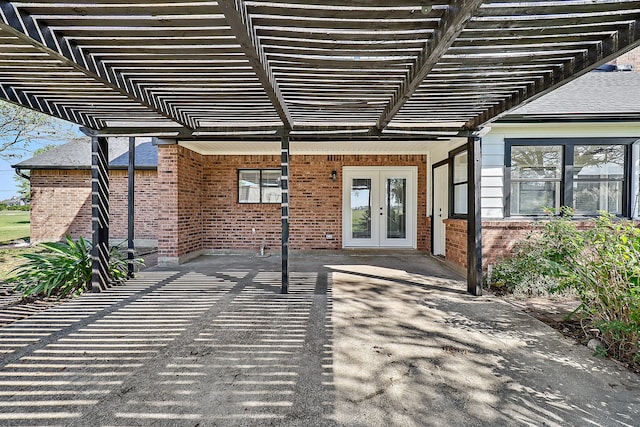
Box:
490, 209, 640, 369
489, 207, 582, 296
8, 236, 143, 298
556, 213, 640, 367
7, 205, 29, 211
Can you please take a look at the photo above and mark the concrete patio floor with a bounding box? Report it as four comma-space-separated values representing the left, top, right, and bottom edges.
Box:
0, 253, 639, 426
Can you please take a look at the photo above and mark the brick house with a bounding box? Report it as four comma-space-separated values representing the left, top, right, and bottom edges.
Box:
13, 138, 158, 246
2, 2, 639, 295
14, 70, 640, 276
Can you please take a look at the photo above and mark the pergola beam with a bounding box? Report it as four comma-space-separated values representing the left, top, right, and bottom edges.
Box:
0, 1, 194, 130
466, 136, 482, 296
466, 20, 640, 129
217, 0, 293, 129
82, 125, 469, 140
375, 0, 484, 131
91, 136, 110, 292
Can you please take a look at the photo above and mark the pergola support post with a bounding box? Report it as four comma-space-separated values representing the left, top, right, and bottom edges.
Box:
280, 129, 290, 294
467, 136, 482, 296
91, 136, 110, 292
127, 136, 135, 278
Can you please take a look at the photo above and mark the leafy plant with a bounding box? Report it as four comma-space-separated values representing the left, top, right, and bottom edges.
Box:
555, 213, 640, 367
489, 207, 582, 296
8, 235, 91, 298
8, 236, 143, 298
489, 209, 640, 370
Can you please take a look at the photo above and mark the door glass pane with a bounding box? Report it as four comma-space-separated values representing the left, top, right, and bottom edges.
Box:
351, 178, 371, 239
386, 178, 406, 239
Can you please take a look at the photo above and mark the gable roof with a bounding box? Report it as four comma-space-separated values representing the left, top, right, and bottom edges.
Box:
12, 138, 157, 170
503, 72, 640, 121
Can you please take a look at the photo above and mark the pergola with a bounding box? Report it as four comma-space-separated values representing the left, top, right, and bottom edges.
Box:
1, 1, 639, 294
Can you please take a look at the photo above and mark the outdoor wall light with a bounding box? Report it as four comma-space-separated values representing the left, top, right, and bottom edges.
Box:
330, 170, 338, 181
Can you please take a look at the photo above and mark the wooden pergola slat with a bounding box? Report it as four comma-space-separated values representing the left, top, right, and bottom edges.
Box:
217, 0, 292, 129
375, 0, 484, 131
0, 0, 636, 134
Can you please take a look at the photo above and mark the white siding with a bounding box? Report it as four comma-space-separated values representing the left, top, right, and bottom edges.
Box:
481, 132, 505, 218
482, 122, 640, 220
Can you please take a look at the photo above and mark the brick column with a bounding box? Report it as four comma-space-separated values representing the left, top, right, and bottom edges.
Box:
157, 143, 180, 265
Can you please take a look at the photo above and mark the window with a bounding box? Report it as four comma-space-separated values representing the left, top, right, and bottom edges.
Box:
506, 139, 632, 217
573, 145, 625, 215
510, 145, 562, 215
452, 148, 468, 216
238, 169, 281, 204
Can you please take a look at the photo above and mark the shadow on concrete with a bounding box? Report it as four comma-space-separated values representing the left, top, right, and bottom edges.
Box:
0, 263, 336, 426
327, 262, 640, 426
0, 253, 638, 426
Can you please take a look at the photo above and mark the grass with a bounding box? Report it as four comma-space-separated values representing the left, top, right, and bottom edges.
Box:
0, 210, 29, 244
0, 247, 42, 281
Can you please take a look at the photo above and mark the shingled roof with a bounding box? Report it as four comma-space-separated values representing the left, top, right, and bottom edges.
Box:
503, 71, 640, 121
12, 138, 157, 170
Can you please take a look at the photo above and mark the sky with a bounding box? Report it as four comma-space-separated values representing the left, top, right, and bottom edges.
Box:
0, 97, 84, 201
0, 126, 81, 201
0, 156, 19, 199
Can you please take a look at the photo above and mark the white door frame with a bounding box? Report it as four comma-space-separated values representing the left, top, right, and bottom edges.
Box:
432, 162, 448, 256
342, 166, 417, 249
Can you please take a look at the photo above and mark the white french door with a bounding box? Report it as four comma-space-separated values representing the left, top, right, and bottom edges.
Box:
342, 167, 417, 248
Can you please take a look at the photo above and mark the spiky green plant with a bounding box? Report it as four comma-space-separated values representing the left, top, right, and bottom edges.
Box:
8, 236, 143, 298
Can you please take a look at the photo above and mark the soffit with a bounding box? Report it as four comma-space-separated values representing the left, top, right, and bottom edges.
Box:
0, 1, 638, 139
179, 139, 454, 155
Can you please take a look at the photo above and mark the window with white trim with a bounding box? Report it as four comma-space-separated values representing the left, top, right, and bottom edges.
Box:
238, 169, 281, 204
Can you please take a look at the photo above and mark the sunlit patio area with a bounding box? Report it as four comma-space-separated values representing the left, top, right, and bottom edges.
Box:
0, 253, 638, 426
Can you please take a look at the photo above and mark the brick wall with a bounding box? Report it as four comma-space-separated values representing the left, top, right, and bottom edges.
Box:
160, 149, 429, 256
157, 144, 204, 260
443, 219, 603, 272
483, 220, 533, 268
30, 169, 157, 243
290, 154, 429, 251
443, 218, 467, 269
177, 147, 204, 257
202, 154, 281, 251
444, 219, 539, 271
30, 170, 91, 242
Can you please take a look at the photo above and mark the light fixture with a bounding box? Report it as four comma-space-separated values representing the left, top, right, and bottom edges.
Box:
330, 170, 337, 181
421, 5, 432, 15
